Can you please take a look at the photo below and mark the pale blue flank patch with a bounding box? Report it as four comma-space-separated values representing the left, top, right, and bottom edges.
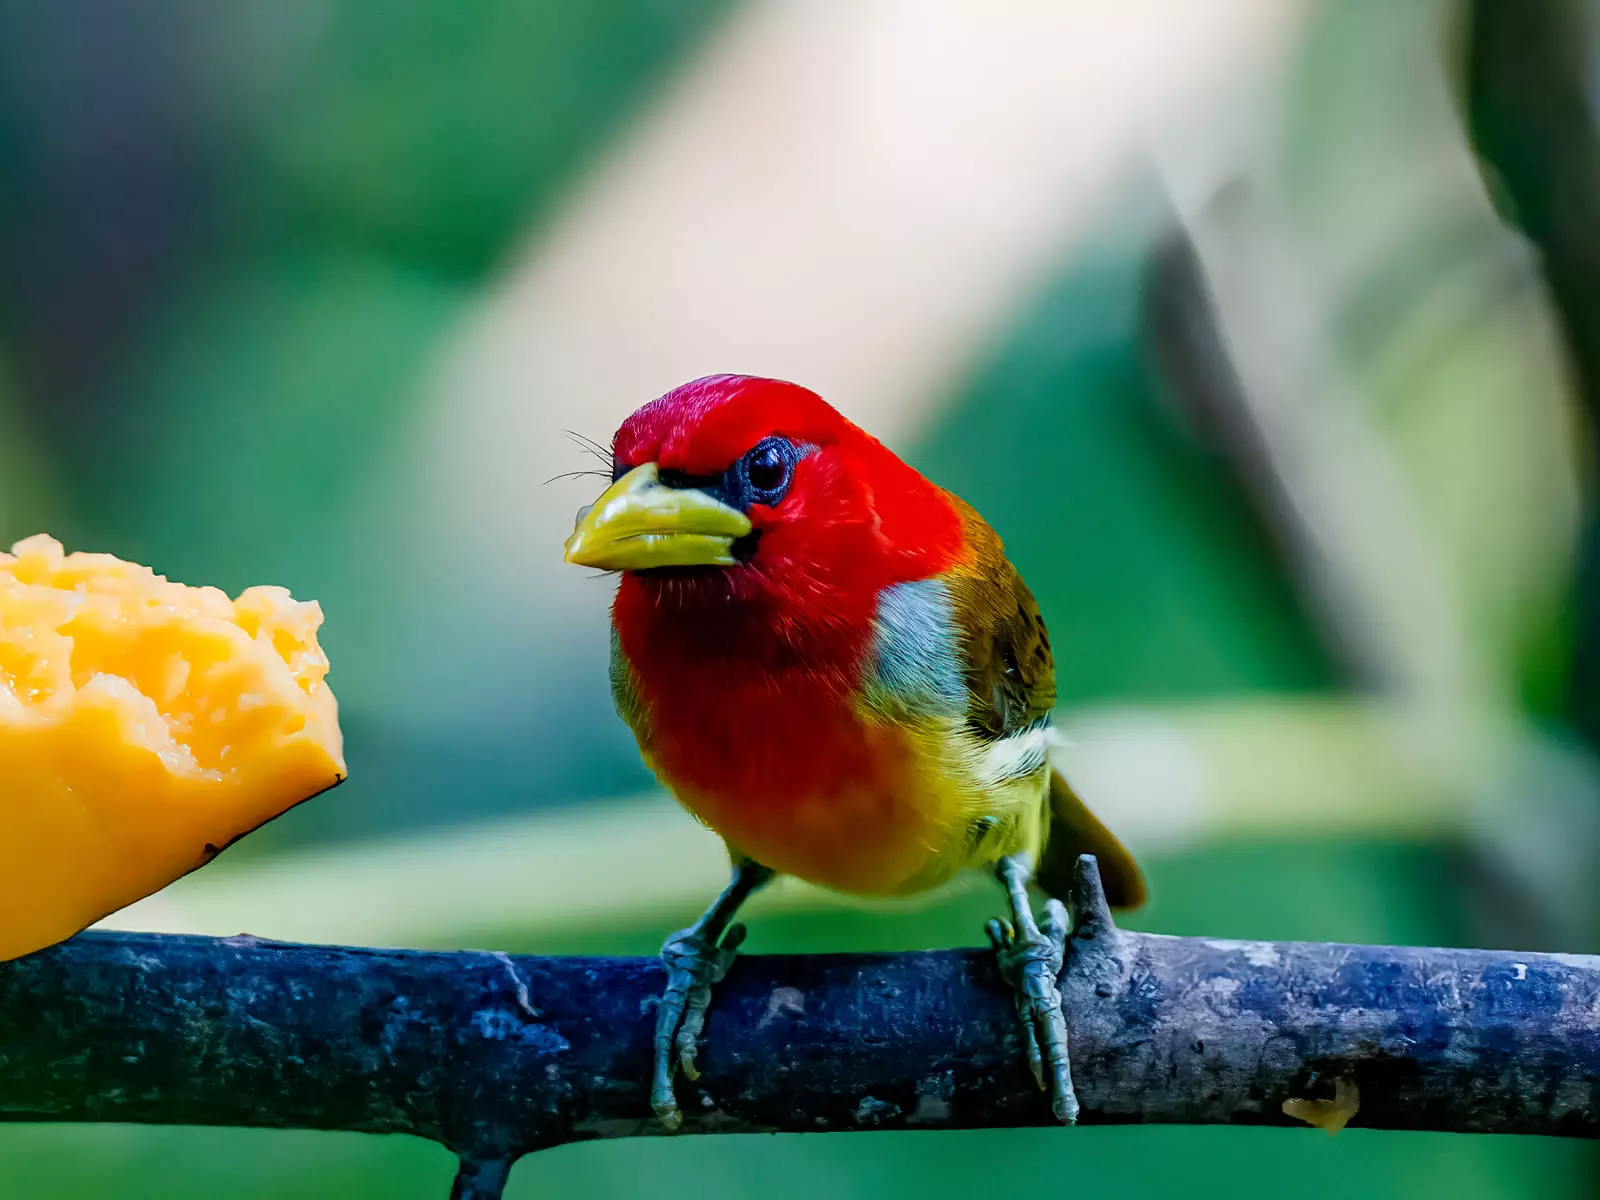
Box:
864, 578, 966, 719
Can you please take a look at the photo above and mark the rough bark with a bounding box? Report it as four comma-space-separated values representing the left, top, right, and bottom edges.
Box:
0, 859, 1595, 1200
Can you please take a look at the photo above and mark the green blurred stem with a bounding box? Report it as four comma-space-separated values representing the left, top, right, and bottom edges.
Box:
100, 699, 1495, 949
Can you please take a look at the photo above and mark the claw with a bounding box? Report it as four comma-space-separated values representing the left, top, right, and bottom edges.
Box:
1018, 991, 1046, 1089
992, 856, 1079, 1125
1041, 898, 1069, 944
676, 991, 706, 1080
650, 923, 747, 1130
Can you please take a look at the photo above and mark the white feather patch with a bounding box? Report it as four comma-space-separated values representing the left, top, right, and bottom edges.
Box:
976, 722, 1062, 787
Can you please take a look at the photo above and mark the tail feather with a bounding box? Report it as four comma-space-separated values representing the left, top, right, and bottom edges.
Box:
1037, 769, 1146, 910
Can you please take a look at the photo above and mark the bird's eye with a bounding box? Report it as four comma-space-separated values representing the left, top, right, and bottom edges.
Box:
740, 437, 795, 505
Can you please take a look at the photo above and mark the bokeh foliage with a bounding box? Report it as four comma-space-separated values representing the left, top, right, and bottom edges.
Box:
0, 0, 1595, 1197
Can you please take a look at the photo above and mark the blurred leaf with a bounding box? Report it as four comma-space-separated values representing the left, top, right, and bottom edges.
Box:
514, 1124, 1596, 1200
913, 242, 1335, 701
216, 0, 737, 274
0, 1125, 451, 1200
1278, 0, 1582, 705
81, 249, 461, 586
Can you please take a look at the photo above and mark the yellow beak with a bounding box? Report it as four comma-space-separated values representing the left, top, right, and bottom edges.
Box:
563, 463, 753, 570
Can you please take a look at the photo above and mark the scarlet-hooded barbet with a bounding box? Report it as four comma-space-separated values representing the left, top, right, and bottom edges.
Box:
564, 374, 1144, 1129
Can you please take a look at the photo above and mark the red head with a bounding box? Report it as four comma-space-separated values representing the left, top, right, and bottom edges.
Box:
568, 375, 967, 624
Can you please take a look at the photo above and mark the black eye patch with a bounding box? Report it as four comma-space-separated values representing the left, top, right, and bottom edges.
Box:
653, 437, 804, 514
656, 466, 724, 493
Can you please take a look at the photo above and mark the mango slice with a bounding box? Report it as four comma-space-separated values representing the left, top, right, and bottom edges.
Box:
0, 535, 345, 960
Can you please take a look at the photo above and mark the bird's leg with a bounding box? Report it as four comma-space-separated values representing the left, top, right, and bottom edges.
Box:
986, 851, 1078, 1124
652, 858, 774, 1130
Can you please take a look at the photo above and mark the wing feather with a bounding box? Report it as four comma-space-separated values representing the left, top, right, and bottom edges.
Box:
942, 495, 1146, 909
940, 494, 1056, 742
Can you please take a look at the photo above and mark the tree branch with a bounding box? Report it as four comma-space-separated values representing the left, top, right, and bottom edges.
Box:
1, 859, 1596, 1200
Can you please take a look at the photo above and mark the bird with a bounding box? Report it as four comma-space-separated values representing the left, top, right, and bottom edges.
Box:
562, 374, 1144, 1130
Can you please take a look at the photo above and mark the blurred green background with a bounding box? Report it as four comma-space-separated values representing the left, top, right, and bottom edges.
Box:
1, 0, 1598, 1196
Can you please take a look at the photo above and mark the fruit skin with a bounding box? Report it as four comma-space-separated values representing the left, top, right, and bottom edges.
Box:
0, 535, 346, 961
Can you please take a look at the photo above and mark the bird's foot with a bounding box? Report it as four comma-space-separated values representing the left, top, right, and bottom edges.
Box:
650, 922, 746, 1131
987, 896, 1078, 1124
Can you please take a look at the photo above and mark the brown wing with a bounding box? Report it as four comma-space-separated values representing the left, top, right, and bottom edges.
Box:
943, 494, 1147, 910
940, 495, 1056, 741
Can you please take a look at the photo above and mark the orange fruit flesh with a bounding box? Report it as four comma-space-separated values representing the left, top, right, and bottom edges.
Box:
0, 535, 345, 960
